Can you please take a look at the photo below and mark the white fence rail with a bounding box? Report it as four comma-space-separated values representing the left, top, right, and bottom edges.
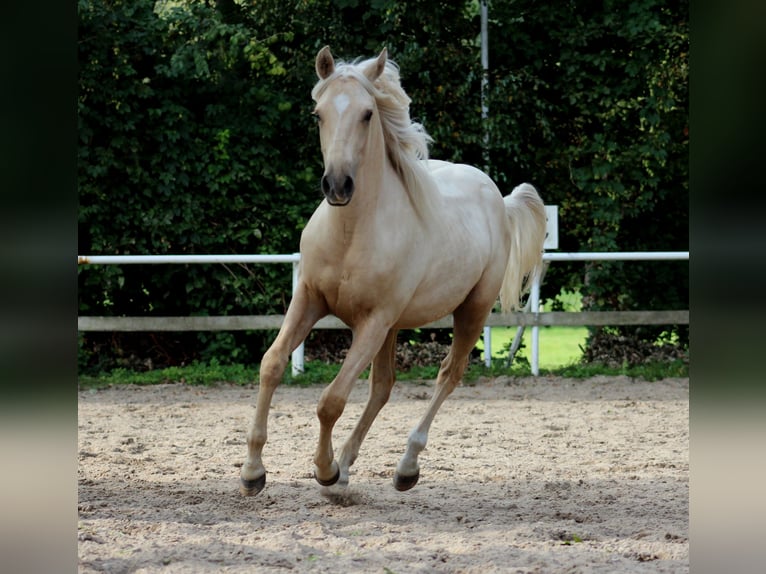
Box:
78, 251, 689, 376
77, 254, 301, 265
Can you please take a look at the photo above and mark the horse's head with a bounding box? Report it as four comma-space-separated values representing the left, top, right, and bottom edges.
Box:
312, 46, 387, 206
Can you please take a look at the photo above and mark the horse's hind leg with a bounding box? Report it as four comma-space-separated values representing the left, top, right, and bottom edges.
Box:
394, 299, 492, 491
240, 285, 326, 496
333, 329, 399, 488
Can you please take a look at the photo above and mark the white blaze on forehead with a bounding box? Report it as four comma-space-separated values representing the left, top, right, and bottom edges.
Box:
333, 93, 351, 116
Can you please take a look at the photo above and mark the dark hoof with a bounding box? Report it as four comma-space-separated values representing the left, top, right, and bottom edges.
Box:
240, 473, 266, 496
393, 470, 420, 492
314, 467, 341, 487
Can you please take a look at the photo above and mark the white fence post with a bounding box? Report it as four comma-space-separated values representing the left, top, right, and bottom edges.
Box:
290, 254, 304, 376
530, 274, 541, 376
483, 325, 492, 367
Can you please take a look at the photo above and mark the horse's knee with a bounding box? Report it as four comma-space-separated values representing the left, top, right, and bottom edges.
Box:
260, 347, 287, 385
317, 393, 346, 427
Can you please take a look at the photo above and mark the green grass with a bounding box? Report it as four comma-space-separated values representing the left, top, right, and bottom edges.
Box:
475, 326, 588, 369
472, 288, 589, 370
78, 349, 687, 390
78, 359, 257, 389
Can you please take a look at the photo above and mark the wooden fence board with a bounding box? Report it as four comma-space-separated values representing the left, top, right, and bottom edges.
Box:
78, 310, 688, 332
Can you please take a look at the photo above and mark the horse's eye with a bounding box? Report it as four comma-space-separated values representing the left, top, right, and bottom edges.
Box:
362, 109, 373, 123
311, 111, 321, 123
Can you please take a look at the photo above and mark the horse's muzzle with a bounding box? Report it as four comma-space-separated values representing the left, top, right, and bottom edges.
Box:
321, 174, 354, 206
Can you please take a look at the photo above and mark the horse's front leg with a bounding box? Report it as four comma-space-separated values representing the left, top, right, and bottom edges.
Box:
313, 320, 389, 488
240, 285, 326, 496
333, 328, 399, 487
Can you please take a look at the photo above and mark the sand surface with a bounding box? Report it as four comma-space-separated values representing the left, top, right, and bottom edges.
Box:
78, 375, 688, 573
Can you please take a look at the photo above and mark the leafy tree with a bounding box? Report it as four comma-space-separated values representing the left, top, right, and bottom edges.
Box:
486, 0, 688, 345
78, 0, 310, 367
78, 0, 688, 371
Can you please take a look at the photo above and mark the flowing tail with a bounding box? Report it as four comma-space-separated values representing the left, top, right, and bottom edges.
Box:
498, 183, 547, 312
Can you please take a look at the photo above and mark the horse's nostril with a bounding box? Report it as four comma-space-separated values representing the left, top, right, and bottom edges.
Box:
343, 176, 354, 196
321, 174, 353, 202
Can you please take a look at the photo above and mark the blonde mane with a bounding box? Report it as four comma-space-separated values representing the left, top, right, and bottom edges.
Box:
311, 55, 441, 219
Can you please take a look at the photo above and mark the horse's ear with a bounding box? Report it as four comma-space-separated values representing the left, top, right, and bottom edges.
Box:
315, 46, 335, 80
363, 47, 387, 82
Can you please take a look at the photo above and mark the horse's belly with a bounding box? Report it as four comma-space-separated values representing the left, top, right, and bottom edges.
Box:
394, 298, 465, 329
394, 267, 493, 328
313, 261, 482, 330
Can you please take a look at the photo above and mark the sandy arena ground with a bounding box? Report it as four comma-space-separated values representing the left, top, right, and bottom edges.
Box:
78, 375, 688, 573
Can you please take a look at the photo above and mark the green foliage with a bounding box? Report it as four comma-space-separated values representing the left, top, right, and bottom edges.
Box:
78, 358, 256, 388
484, 0, 688, 347
78, 0, 688, 371
553, 359, 688, 381
78, 0, 310, 368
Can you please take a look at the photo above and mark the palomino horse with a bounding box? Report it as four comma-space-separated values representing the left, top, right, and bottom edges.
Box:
240, 46, 547, 496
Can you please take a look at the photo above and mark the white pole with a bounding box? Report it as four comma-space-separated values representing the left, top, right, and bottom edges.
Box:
290, 254, 304, 376
543, 251, 689, 262
77, 251, 688, 266
480, 0, 491, 368
480, 0, 489, 164
483, 325, 492, 367
530, 274, 541, 376
506, 261, 549, 366
77, 253, 301, 265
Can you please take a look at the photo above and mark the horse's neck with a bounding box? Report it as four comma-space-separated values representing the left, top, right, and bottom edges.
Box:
335, 149, 411, 224
304, 158, 444, 278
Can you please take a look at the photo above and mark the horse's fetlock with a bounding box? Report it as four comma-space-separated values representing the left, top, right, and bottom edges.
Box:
407, 429, 428, 453
247, 429, 266, 451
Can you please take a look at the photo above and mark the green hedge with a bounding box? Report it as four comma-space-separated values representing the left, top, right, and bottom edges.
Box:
78, 0, 688, 371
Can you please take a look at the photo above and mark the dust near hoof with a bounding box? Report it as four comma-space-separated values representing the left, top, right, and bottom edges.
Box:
320, 485, 367, 506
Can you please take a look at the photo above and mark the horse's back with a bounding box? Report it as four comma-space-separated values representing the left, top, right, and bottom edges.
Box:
424, 160, 507, 237
426, 160, 501, 203
379, 160, 513, 327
